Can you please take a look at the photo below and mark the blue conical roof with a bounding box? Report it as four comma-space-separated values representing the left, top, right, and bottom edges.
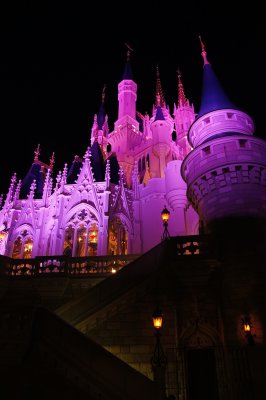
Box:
90, 142, 105, 181
97, 102, 106, 130
20, 163, 45, 199
122, 62, 133, 80
197, 63, 236, 118
154, 106, 165, 121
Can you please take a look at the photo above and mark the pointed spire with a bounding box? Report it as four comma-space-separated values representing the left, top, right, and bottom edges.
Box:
154, 106, 165, 121
199, 36, 209, 65
105, 159, 110, 189
119, 166, 124, 184
97, 85, 106, 130
155, 65, 165, 107
49, 152, 55, 170
29, 179, 36, 199
5, 172, 16, 204
34, 144, 41, 163
197, 36, 236, 118
131, 161, 140, 199
42, 168, 51, 204
14, 179, 22, 202
122, 43, 134, 80
177, 68, 187, 106
84, 146, 91, 161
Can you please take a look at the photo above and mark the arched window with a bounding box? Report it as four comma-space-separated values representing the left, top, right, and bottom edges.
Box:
138, 159, 141, 173
75, 224, 86, 257
146, 153, 150, 167
23, 238, 33, 259
108, 218, 128, 255
12, 237, 22, 259
142, 156, 145, 170
87, 223, 98, 256
63, 226, 74, 256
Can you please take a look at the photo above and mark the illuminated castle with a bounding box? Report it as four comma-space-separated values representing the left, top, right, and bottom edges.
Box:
1, 38, 266, 400
0, 51, 199, 259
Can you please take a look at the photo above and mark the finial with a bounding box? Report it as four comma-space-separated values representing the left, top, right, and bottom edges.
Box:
125, 42, 134, 62
177, 67, 187, 106
34, 144, 41, 162
199, 35, 209, 65
101, 84, 106, 103
49, 152, 55, 170
155, 65, 165, 107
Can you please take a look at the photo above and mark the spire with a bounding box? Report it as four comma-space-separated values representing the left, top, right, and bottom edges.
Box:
154, 106, 165, 121
199, 36, 209, 66
97, 84, 106, 130
155, 65, 165, 107
197, 36, 236, 118
49, 152, 55, 170
14, 179, 22, 202
177, 68, 187, 106
34, 144, 41, 163
29, 179, 36, 199
122, 43, 134, 80
105, 159, 110, 189
5, 173, 16, 204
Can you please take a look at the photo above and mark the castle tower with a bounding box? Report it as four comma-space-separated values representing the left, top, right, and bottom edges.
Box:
150, 106, 172, 178
181, 37, 266, 251
117, 47, 137, 122
91, 85, 109, 152
173, 69, 195, 157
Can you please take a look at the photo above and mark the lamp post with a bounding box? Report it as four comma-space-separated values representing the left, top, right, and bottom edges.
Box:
161, 206, 170, 241
151, 307, 167, 399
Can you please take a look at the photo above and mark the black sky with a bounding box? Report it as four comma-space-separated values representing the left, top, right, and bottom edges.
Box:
0, 2, 265, 194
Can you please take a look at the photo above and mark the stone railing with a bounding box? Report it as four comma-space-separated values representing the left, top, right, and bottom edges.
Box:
0, 254, 139, 277
0, 235, 216, 278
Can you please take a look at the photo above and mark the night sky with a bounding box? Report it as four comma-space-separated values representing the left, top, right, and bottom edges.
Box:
0, 2, 265, 195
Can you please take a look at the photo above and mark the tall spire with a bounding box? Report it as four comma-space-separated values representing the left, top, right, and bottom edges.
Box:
49, 152, 55, 170
97, 84, 106, 130
199, 36, 209, 65
34, 144, 41, 163
177, 68, 187, 106
197, 36, 236, 118
122, 43, 134, 80
155, 65, 165, 107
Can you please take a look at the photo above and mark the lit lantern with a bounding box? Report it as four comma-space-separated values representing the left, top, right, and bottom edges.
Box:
242, 316, 252, 333
161, 206, 170, 223
152, 307, 163, 330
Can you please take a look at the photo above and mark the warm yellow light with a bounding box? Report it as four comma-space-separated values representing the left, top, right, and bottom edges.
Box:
111, 268, 116, 274
0, 231, 7, 241
152, 308, 163, 329
161, 206, 170, 223
242, 316, 252, 333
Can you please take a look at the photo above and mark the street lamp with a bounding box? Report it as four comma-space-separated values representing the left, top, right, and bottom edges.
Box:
161, 206, 170, 241
151, 307, 167, 399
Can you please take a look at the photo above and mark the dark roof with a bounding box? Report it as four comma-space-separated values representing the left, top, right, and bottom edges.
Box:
67, 159, 82, 184
154, 106, 165, 121
197, 63, 236, 118
122, 62, 133, 80
97, 102, 106, 130
20, 163, 45, 199
90, 142, 105, 182
105, 154, 120, 184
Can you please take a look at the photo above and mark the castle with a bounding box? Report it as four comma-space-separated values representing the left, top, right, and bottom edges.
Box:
0, 49, 199, 260
0, 39, 266, 400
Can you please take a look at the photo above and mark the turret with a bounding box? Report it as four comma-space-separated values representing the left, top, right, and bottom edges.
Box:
173, 69, 195, 157
91, 85, 109, 151
117, 47, 137, 121
150, 106, 172, 178
181, 37, 266, 253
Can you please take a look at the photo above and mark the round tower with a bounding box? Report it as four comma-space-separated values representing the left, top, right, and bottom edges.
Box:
181, 38, 266, 253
